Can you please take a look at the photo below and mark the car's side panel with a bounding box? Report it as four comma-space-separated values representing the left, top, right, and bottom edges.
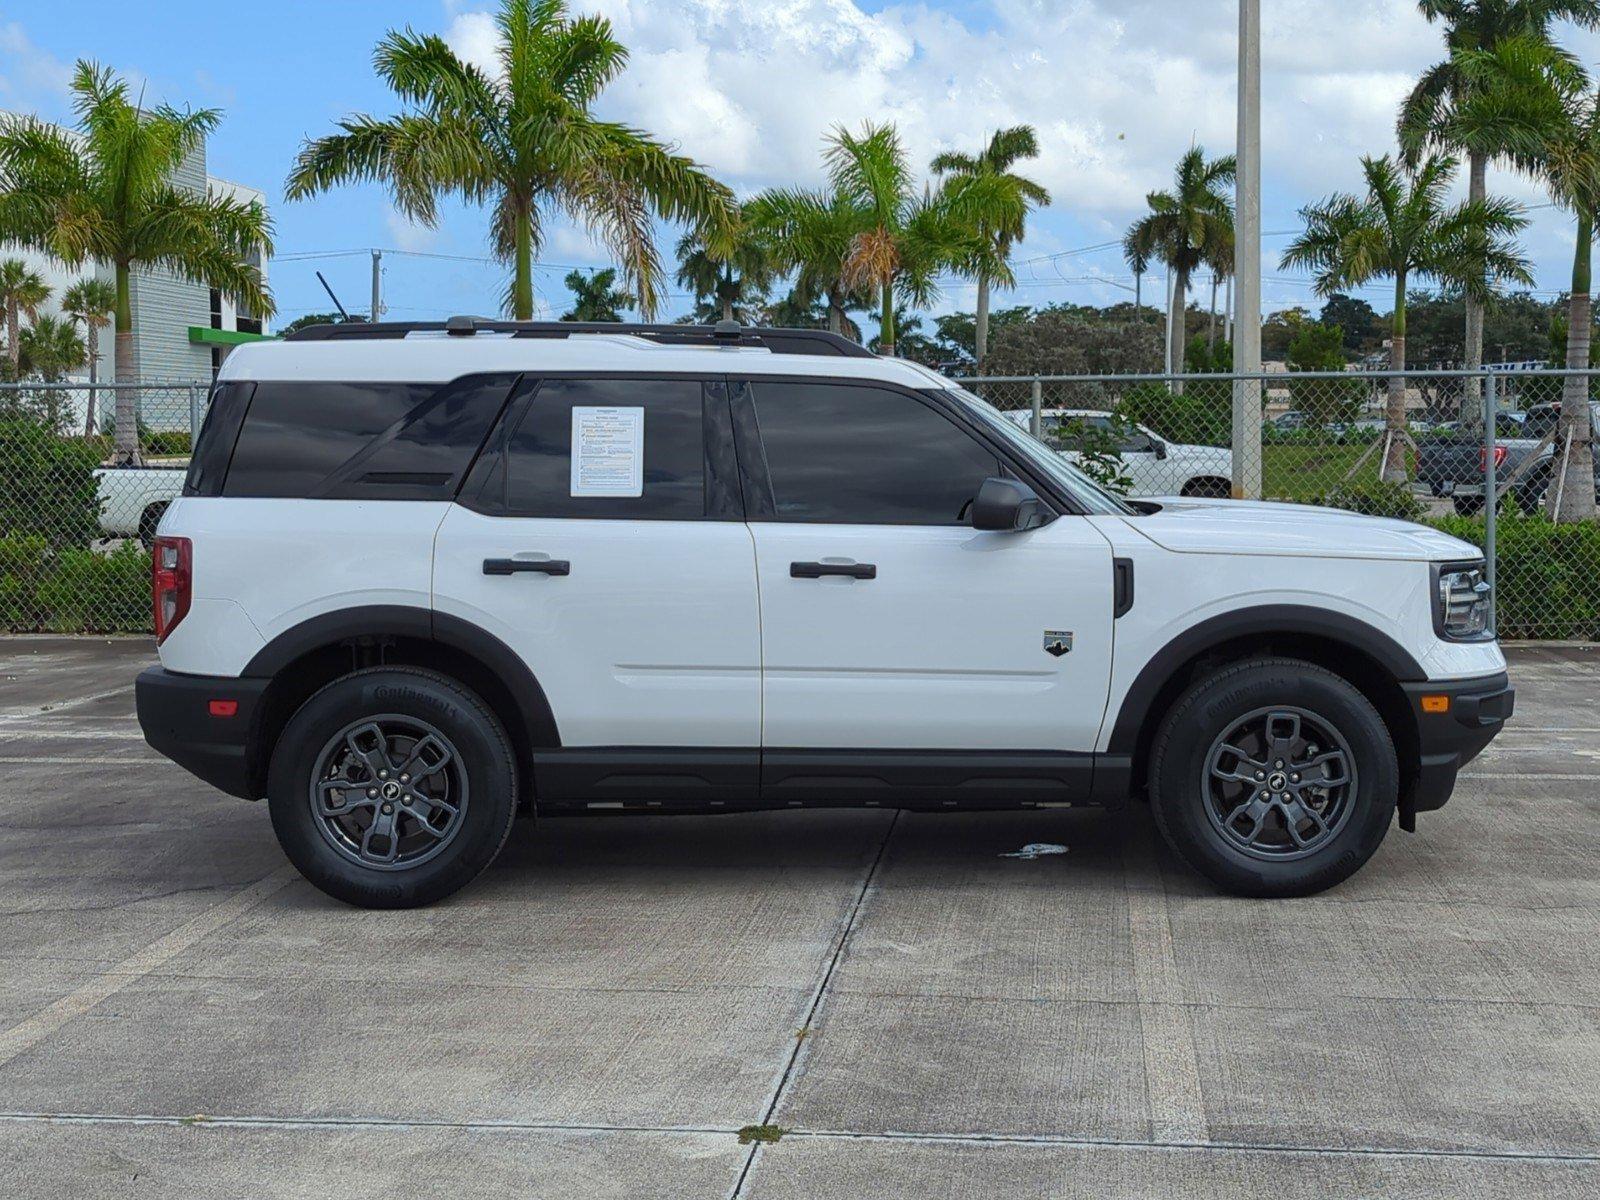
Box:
749, 518, 1118, 751
431, 506, 762, 747
155, 496, 451, 676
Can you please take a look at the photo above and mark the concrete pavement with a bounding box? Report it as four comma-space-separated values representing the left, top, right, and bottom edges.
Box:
0, 637, 1596, 1197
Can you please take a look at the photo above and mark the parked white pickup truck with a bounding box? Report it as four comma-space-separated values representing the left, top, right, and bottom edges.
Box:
1003, 407, 1234, 497
94, 465, 187, 545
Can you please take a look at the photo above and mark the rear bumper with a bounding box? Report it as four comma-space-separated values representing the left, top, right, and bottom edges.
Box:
135, 667, 268, 799
1401, 671, 1514, 822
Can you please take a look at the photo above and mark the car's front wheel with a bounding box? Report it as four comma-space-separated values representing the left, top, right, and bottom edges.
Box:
268, 667, 518, 908
1148, 658, 1397, 897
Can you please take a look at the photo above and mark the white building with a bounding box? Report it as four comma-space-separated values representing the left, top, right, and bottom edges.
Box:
3, 113, 271, 388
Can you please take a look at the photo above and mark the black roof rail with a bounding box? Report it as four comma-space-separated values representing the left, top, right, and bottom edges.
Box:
282, 318, 877, 359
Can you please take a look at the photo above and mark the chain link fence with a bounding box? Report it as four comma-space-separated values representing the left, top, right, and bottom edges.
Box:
1, 382, 204, 634
0, 371, 1597, 640
957, 367, 1600, 641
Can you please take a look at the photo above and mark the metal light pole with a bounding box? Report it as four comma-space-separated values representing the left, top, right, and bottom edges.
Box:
1231, 0, 1263, 499
370, 249, 383, 322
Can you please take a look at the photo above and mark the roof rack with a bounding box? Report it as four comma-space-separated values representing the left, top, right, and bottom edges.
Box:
282, 317, 877, 359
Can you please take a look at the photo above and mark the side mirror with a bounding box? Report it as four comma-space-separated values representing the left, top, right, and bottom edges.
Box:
972, 476, 1049, 532
1152, 440, 1168, 460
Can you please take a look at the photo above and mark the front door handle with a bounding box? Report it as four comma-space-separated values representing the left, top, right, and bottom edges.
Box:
791, 561, 876, 580
483, 558, 570, 577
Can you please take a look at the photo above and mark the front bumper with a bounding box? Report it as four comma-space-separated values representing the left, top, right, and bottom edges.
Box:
136, 667, 269, 799
1400, 671, 1514, 826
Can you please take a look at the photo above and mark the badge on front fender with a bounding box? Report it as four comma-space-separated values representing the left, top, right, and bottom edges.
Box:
1043, 631, 1073, 657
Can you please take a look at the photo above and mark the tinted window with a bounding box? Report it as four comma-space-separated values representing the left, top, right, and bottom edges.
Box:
223, 378, 516, 499
749, 382, 1000, 524
184, 381, 254, 497
487, 378, 708, 519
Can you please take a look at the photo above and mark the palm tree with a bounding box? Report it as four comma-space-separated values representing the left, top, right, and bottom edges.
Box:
61, 277, 116, 434
0, 62, 273, 464
1281, 153, 1531, 482
675, 210, 772, 324
1445, 37, 1600, 517
1123, 147, 1236, 378
929, 126, 1050, 370
1204, 231, 1235, 352
560, 268, 632, 322
286, 0, 734, 321
18, 314, 86, 383
745, 185, 870, 338
1400, 0, 1600, 420
823, 122, 988, 357
0, 259, 49, 379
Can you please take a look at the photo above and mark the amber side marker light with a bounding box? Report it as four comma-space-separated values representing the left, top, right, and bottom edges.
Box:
1420, 695, 1451, 714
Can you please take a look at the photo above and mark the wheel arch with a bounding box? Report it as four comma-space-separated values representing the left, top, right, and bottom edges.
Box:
1108, 605, 1423, 803
241, 605, 559, 797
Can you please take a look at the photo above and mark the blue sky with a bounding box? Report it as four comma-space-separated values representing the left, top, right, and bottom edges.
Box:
3, 1, 1597, 332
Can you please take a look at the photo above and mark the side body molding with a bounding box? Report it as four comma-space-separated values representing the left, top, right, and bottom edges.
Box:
241, 604, 561, 749
1104, 604, 1427, 755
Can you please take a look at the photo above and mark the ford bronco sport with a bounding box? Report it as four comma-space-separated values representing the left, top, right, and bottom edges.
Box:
136, 319, 1513, 907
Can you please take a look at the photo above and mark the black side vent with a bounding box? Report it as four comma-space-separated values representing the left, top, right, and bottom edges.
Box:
1113, 558, 1135, 619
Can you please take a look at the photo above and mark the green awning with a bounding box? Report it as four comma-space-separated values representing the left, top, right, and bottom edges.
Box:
188, 326, 276, 347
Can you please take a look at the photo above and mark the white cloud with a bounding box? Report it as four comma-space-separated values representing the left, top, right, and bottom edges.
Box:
0, 21, 74, 112
436, 0, 1598, 305
385, 206, 438, 253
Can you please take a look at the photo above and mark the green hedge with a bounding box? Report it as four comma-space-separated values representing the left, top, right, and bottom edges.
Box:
0, 417, 103, 547
1428, 515, 1600, 641
0, 536, 151, 633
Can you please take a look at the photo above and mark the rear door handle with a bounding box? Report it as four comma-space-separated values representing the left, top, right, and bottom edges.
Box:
790, 561, 876, 580
483, 558, 570, 577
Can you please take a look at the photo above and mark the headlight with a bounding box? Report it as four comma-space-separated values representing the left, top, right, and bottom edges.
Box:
1434, 562, 1492, 641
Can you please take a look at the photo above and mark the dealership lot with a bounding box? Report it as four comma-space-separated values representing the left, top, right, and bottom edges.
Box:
0, 637, 1596, 1198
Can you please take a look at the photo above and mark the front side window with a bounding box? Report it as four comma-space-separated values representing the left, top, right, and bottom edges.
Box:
483, 377, 708, 520
746, 381, 1001, 525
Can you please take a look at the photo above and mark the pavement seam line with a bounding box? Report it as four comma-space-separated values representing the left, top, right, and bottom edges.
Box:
1124, 824, 1211, 1147
728, 808, 902, 1200
1, 1112, 1594, 1167
0, 685, 135, 723
0, 866, 299, 1069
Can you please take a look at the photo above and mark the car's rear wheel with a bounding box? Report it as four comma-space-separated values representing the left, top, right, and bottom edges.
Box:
1148, 658, 1397, 897
268, 667, 518, 908
1451, 493, 1485, 517
1181, 476, 1231, 499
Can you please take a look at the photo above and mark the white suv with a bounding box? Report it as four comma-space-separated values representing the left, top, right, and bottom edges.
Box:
136, 319, 1513, 908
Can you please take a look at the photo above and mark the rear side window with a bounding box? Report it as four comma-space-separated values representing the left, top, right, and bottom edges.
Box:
744, 381, 1000, 524
470, 377, 709, 520
222, 376, 516, 499
184, 381, 254, 497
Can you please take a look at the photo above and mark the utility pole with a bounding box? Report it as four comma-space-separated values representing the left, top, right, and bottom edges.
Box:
370, 249, 383, 323
1231, 0, 1263, 500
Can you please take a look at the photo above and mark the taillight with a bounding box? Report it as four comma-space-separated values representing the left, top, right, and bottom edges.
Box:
1479, 446, 1508, 472
152, 535, 192, 644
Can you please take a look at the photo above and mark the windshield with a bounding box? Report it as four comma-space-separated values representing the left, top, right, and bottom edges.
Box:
941, 386, 1137, 516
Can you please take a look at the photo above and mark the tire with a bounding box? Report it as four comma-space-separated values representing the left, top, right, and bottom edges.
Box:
1451, 494, 1484, 517
139, 502, 168, 549
268, 667, 518, 908
1148, 658, 1398, 898
1181, 477, 1230, 499
1514, 466, 1551, 516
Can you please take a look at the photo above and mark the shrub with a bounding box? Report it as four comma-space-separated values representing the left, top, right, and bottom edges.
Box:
1429, 515, 1600, 640
0, 535, 150, 633
144, 430, 192, 457
1051, 415, 1133, 494
0, 416, 104, 547
1315, 479, 1426, 521
1116, 380, 1231, 448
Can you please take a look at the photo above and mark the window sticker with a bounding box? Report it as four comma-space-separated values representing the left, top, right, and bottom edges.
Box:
570, 406, 644, 497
